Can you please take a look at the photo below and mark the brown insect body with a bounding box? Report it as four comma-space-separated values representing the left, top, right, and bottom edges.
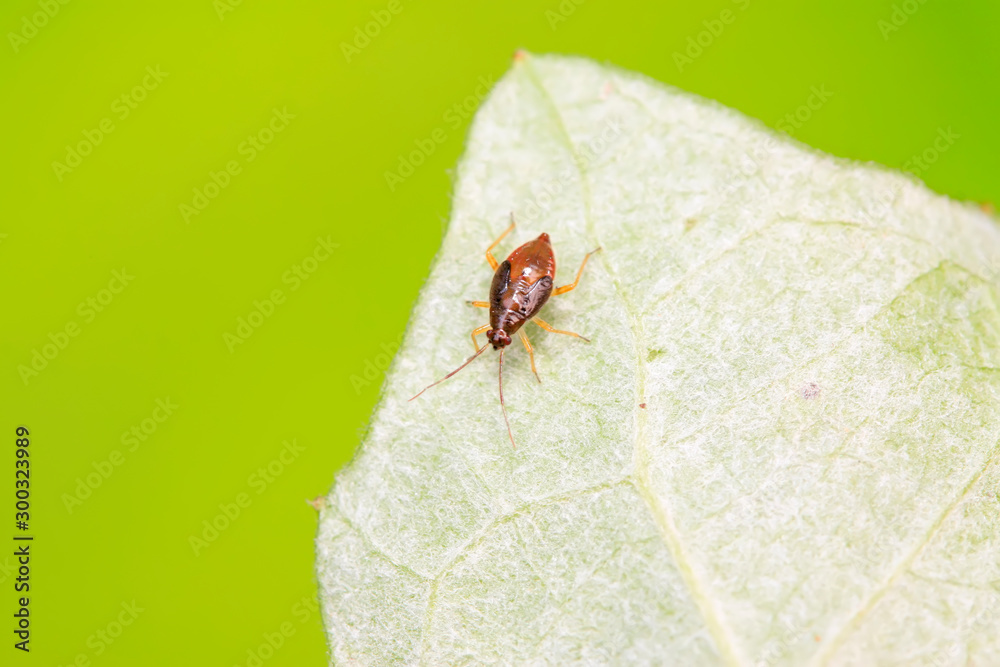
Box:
487, 233, 555, 349
410, 219, 599, 449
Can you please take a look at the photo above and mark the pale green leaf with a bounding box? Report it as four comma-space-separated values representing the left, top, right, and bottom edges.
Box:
315, 53, 1000, 666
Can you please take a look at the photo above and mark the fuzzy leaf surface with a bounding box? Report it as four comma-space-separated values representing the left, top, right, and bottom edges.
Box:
316, 53, 1000, 666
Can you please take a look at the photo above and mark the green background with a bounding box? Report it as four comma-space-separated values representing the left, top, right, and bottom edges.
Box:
0, 0, 997, 664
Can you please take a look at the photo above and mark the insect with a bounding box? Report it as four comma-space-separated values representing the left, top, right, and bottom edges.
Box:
410, 215, 601, 448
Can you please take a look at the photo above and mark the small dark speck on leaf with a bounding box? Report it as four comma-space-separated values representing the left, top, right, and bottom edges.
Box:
800, 382, 821, 400
639, 403, 646, 409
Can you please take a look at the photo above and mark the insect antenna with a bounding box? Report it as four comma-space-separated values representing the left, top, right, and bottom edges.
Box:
498, 348, 516, 449
409, 343, 489, 401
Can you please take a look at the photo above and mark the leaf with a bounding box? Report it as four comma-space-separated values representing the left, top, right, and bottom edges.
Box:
315, 53, 1000, 666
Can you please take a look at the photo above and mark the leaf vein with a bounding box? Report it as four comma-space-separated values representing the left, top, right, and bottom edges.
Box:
811, 438, 1000, 666
521, 56, 747, 667
417, 477, 632, 664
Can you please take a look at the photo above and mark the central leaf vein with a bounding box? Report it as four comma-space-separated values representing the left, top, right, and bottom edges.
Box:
521, 58, 747, 667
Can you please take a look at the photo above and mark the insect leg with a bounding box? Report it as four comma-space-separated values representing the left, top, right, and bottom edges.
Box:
519, 330, 541, 383
532, 317, 590, 342
485, 214, 516, 270
553, 247, 602, 296
466, 300, 489, 308
470, 323, 491, 351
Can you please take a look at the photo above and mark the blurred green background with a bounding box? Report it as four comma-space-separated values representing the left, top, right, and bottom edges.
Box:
0, 0, 997, 664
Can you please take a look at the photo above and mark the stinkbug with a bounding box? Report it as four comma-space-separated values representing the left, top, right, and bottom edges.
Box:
410, 215, 600, 448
